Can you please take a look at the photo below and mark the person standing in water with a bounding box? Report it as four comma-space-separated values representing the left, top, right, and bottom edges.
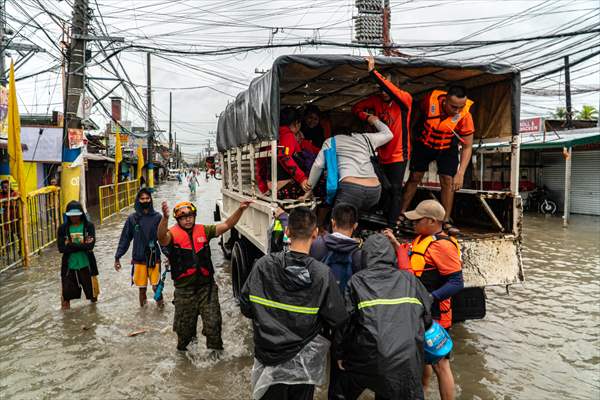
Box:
188, 172, 199, 194
114, 188, 163, 307
57, 201, 99, 310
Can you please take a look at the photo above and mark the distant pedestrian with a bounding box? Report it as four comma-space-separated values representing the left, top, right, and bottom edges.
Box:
157, 200, 252, 356
188, 173, 199, 194
240, 207, 348, 400
57, 201, 99, 310
114, 188, 163, 307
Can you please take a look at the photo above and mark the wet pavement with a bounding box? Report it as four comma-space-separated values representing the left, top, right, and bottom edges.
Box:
1, 179, 599, 399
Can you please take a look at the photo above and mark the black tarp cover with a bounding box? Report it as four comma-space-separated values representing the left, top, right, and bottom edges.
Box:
217, 54, 520, 152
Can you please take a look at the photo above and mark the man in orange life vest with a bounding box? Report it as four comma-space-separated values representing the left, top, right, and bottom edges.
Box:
352, 56, 413, 226
157, 199, 252, 355
400, 86, 475, 232
405, 199, 464, 400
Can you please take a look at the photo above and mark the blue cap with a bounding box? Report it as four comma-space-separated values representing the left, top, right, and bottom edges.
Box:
424, 321, 453, 364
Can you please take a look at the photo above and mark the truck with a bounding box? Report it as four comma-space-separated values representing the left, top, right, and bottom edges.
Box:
214, 55, 524, 323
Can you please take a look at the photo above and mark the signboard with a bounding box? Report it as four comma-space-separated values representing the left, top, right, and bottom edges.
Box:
68, 128, 85, 149
520, 117, 543, 134
21, 127, 63, 162
0, 86, 8, 138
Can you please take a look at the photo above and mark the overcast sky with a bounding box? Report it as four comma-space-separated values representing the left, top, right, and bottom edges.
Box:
7, 0, 600, 161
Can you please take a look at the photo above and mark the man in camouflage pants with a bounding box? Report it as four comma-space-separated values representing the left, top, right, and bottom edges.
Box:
158, 200, 252, 356
172, 282, 223, 350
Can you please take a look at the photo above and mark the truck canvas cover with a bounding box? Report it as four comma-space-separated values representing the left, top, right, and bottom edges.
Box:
217, 54, 520, 152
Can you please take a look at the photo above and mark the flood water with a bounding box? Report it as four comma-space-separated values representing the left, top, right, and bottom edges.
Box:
1, 179, 599, 400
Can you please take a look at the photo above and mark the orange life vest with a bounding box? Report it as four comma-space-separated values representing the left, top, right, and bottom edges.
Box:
168, 224, 214, 283
410, 234, 461, 328
420, 90, 474, 151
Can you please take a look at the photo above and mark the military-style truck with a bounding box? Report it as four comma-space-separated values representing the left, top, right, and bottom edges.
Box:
214, 55, 524, 322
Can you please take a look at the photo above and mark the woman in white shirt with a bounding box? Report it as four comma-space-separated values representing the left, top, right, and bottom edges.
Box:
307, 115, 392, 212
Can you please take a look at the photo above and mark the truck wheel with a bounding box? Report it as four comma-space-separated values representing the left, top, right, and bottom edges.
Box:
219, 228, 238, 260
231, 238, 253, 300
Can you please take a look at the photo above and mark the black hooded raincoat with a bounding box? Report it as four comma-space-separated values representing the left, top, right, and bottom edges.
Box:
335, 233, 432, 399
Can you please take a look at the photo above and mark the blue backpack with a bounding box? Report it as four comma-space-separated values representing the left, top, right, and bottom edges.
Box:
323, 249, 354, 292
324, 137, 338, 204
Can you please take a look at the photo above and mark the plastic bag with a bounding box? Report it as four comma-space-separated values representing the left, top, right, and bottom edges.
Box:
251, 335, 330, 399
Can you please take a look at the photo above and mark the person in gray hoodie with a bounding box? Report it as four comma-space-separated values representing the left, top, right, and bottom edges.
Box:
114, 188, 163, 307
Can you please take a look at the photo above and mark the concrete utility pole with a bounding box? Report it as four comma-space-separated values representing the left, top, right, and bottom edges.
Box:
168, 91, 173, 165
61, 0, 89, 211
146, 52, 155, 189
564, 56, 573, 129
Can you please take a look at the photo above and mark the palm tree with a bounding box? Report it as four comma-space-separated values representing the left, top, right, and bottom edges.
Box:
576, 105, 598, 121
551, 107, 567, 120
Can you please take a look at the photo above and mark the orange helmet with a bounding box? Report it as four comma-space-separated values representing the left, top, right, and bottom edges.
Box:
173, 201, 197, 219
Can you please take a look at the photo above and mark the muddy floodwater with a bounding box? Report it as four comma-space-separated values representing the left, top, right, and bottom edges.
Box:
1, 180, 599, 400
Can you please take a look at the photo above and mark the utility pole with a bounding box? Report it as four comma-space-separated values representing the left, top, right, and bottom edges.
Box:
382, 0, 391, 56
61, 0, 89, 211
146, 52, 155, 189
174, 130, 178, 169
0, 0, 6, 85
564, 56, 572, 129
168, 91, 173, 166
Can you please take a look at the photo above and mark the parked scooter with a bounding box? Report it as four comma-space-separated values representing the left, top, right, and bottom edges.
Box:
524, 186, 558, 215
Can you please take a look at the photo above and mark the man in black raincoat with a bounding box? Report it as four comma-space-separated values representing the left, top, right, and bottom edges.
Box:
333, 233, 433, 400
240, 206, 348, 400
57, 201, 99, 310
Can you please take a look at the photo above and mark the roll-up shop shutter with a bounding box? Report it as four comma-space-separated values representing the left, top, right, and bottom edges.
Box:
570, 150, 600, 216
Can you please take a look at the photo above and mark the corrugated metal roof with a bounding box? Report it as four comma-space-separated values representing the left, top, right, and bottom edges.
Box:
477, 126, 600, 151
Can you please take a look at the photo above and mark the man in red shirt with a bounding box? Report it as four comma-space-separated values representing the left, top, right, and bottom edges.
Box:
352, 57, 413, 226
400, 86, 475, 232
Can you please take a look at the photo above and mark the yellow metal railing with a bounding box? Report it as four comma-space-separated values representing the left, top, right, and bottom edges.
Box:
26, 186, 61, 255
0, 195, 23, 271
99, 180, 140, 223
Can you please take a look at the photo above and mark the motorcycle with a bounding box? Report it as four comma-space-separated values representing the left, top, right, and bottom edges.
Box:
523, 186, 558, 215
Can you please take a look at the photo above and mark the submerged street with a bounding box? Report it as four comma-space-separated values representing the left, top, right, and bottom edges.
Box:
1, 179, 599, 400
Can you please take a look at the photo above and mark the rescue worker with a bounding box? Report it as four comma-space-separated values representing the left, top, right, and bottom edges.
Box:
157, 199, 252, 355
400, 85, 475, 233
114, 188, 163, 307
404, 199, 465, 400
352, 56, 413, 226
240, 207, 347, 400
57, 201, 99, 310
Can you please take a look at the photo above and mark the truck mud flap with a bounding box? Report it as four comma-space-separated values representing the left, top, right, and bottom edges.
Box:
451, 287, 486, 324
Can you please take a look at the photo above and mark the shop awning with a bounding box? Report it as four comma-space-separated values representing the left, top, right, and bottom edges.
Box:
476, 127, 600, 151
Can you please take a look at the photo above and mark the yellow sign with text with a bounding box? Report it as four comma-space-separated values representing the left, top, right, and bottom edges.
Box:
60, 162, 81, 212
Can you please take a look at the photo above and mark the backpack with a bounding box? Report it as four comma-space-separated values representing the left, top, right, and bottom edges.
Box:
323, 248, 355, 292
133, 214, 159, 267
